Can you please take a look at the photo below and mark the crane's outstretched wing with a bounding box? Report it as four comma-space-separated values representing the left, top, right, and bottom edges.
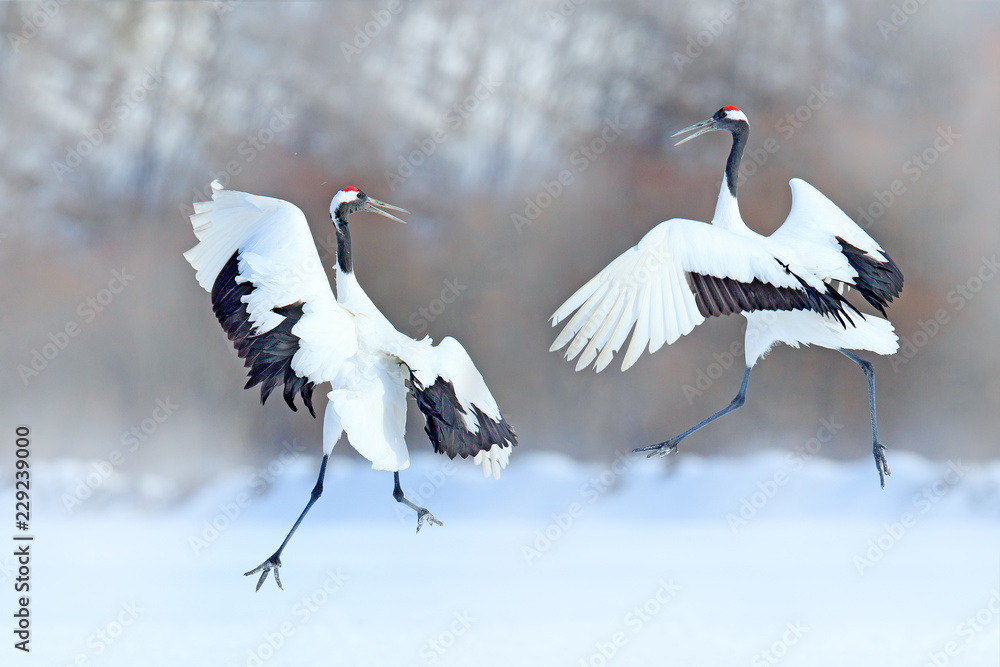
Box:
184, 182, 358, 416
550, 218, 855, 373
388, 336, 516, 479
770, 178, 903, 315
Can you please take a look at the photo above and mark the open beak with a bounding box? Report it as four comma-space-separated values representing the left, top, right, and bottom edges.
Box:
671, 117, 719, 146
363, 197, 408, 224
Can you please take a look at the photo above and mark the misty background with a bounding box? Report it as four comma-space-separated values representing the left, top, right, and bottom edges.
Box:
1, 0, 997, 493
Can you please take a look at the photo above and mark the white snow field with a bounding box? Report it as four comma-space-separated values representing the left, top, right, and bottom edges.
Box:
7, 450, 1000, 667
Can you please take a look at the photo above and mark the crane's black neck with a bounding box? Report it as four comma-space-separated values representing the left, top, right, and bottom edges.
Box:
334, 213, 352, 274
724, 122, 749, 199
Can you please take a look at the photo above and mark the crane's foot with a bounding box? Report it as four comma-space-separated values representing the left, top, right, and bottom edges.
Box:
415, 508, 443, 533
244, 552, 283, 592
394, 472, 443, 533
633, 440, 680, 458
874, 442, 891, 489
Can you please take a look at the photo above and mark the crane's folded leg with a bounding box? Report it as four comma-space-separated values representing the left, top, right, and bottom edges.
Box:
393, 472, 443, 533
839, 349, 891, 488
244, 453, 330, 591
634, 366, 752, 458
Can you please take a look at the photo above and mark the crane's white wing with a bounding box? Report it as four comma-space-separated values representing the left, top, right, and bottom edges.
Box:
550, 218, 856, 373
184, 182, 358, 415
386, 335, 516, 479
769, 179, 903, 314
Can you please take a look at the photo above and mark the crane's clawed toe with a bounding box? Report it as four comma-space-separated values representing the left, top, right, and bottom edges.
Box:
873, 442, 891, 489
244, 554, 283, 591
415, 509, 443, 533
633, 441, 680, 458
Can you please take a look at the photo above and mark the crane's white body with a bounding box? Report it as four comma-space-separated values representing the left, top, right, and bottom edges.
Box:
551, 105, 901, 487
185, 183, 512, 478
551, 177, 899, 372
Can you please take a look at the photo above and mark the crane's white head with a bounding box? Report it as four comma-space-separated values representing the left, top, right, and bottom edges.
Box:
672, 105, 749, 146
330, 187, 408, 226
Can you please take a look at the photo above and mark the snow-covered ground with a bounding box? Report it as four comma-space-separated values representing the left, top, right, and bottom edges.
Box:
7, 450, 1000, 666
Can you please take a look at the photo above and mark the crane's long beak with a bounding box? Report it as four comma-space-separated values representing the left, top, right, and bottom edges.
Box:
363, 197, 408, 224
671, 117, 719, 146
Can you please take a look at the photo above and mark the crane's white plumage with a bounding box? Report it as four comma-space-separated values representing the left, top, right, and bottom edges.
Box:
186, 186, 358, 389
185, 181, 515, 476
550, 217, 836, 372
551, 156, 901, 374
772, 177, 892, 272
550, 106, 902, 487
184, 181, 516, 589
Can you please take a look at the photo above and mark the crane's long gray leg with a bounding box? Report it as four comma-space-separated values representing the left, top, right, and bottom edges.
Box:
839, 349, 890, 488
393, 472, 442, 533
244, 454, 329, 591
634, 366, 752, 458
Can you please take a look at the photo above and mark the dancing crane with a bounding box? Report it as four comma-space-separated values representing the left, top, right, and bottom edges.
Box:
185, 181, 516, 590
549, 106, 903, 487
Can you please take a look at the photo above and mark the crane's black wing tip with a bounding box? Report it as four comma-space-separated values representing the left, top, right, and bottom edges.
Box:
212, 251, 318, 417
837, 237, 904, 314
408, 373, 516, 461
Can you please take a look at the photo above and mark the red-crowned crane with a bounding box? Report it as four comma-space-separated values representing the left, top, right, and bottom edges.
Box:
184, 182, 516, 590
549, 106, 903, 487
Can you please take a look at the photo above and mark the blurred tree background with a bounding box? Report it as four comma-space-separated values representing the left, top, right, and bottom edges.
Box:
1, 0, 997, 487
